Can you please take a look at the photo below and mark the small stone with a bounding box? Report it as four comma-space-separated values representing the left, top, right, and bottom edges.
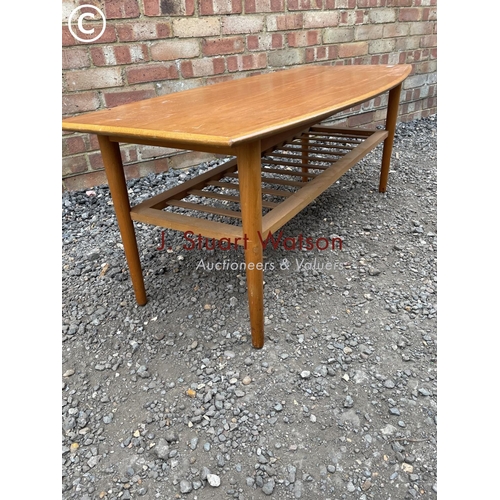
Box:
165, 430, 179, 442
362, 480, 372, 491
186, 388, 196, 398
381, 424, 397, 435
389, 408, 401, 416
401, 463, 414, 473
384, 379, 396, 389
347, 481, 356, 492
70, 442, 79, 453
235, 390, 245, 398
300, 370, 311, 379
293, 480, 303, 498
310, 414, 317, 423
327, 465, 336, 473
242, 376, 252, 385
262, 479, 275, 495
207, 473, 221, 487
179, 480, 192, 494
200, 467, 211, 480
154, 438, 169, 460
63, 369, 75, 377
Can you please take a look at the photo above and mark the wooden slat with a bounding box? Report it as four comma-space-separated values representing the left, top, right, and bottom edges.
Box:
207, 180, 294, 198
311, 125, 374, 137
260, 176, 307, 188
263, 158, 331, 170
206, 180, 240, 190
188, 189, 278, 209
165, 199, 242, 219
261, 166, 318, 178
132, 158, 238, 210
262, 130, 388, 235
279, 143, 351, 154
302, 134, 360, 147
131, 206, 244, 241
188, 189, 240, 203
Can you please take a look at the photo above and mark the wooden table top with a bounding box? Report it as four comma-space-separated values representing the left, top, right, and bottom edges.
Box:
62, 64, 411, 149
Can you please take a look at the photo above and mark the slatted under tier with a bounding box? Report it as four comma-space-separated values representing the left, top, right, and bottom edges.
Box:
130, 125, 388, 242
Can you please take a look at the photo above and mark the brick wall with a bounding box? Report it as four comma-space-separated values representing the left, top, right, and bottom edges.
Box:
62, 0, 437, 191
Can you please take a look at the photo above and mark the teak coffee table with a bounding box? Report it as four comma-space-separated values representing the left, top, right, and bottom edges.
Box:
62, 64, 411, 348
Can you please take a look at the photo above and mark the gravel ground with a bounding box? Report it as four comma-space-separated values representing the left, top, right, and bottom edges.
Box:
62, 116, 437, 500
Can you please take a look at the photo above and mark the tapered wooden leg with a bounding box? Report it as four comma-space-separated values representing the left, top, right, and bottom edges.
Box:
237, 141, 265, 348
379, 83, 403, 193
98, 135, 147, 306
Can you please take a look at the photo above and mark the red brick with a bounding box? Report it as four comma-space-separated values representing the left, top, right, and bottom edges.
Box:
104, 0, 140, 19
160, 0, 195, 16
126, 63, 179, 84
226, 53, 267, 72
308, 11, 340, 28
116, 22, 172, 41
423, 7, 437, 21
103, 88, 157, 108
338, 41, 368, 58
88, 151, 105, 171
62, 155, 89, 176
115, 45, 149, 64
174, 18, 220, 37
347, 111, 374, 127
151, 40, 200, 60
181, 58, 227, 78
245, 0, 284, 12
305, 45, 338, 63
62, 135, 86, 156
144, 0, 195, 16
63, 170, 108, 191
62, 24, 116, 46
222, 15, 265, 34
143, 0, 160, 16
64, 67, 123, 92
354, 24, 383, 40
357, 0, 387, 6
287, 30, 319, 47
399, 8, 422, 22
288, 0, 322, 10
62, 92, 100, 115
420, 34, 437, 48
268, 13, 303, 30
386, 0, 412, 6
202, 37, 245, 56
62, 48, 90, 70
201, 0, 243, 15
383, 23, 410, 38
327, 0, 356, 7
247, 33, 283, 50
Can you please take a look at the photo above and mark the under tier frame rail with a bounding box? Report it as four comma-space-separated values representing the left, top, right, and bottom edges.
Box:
130, 125, 388, 242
